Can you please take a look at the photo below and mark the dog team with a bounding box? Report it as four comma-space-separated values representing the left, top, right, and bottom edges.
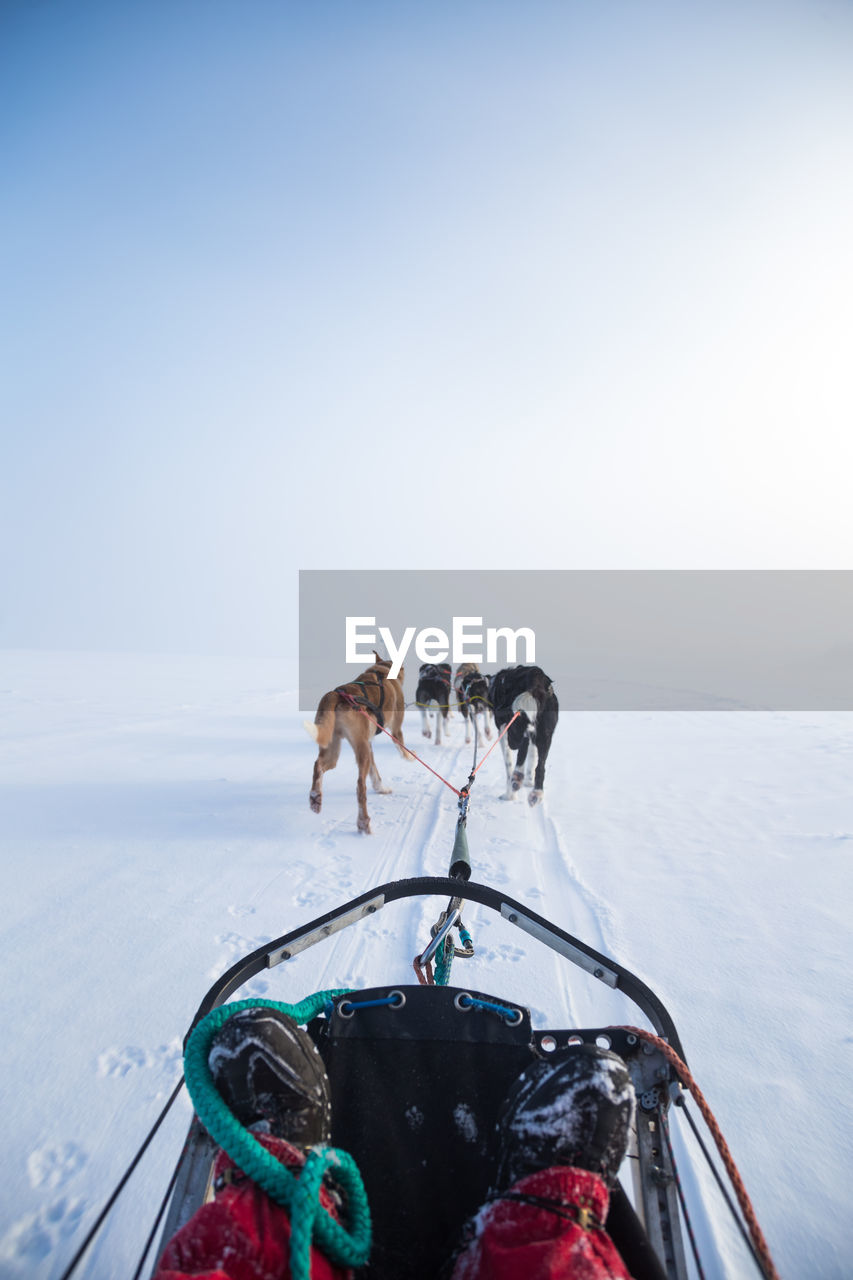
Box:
305, 655, 559, 833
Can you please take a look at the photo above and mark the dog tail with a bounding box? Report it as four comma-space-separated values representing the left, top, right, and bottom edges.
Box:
511, 690, 539, 723
304, 692, 338, 749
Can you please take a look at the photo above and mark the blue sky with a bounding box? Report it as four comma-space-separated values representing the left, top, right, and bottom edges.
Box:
3, 1, 852, 655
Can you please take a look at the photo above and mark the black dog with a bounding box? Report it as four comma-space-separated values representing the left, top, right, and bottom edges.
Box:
416, 663, 452, 745
453, 663, 493, 745
489, 665, 558, 805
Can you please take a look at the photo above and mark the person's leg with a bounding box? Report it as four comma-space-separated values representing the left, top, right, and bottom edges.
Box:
154, 1008, 348, 1280
451, 1045, 637, 1280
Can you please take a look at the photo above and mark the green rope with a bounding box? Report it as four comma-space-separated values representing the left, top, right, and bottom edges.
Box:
183, 994, 372, 1278
434, 933, 455, 986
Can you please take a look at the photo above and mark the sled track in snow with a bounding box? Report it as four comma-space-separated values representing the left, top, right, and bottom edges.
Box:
296, 727, 475, 992
531, 806, 633, 1027
295, 711, 634, 1028
537, 807, 618, 961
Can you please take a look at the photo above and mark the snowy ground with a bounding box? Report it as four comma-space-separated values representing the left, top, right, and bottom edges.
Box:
1, 652, 850, 1279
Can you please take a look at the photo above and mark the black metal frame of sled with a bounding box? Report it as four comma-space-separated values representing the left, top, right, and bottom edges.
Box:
187, 876, 685, 1060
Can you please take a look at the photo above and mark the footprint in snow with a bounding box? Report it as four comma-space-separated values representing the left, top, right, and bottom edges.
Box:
97, 1045, 147, 1078
97, 1039, 183, 1081
210, 931, 272, 977
241, 975, 270, 997
227, 904, 257, 918
27, 1142, 87, 1192
153, 1038, 184, 1075
295, 889, 326, 908
363, 923, 397, 944
285, 859, 315, 878
338, 969, 368, 990
478, 943, 526, 965
0, 1196, 86, 1267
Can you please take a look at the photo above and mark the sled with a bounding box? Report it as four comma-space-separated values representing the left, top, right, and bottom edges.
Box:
143, 871, 770, 1280
58, 755, 778, 1280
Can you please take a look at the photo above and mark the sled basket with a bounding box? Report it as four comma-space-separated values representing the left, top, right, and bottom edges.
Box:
311, 982, 673, 1280
157, 878, 690, 1280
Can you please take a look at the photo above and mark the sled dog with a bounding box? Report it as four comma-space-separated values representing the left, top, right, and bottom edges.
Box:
415, 663, 452, 746
453, 663, 493, 745
489, 665, 558, 805
305, 654, 410, 834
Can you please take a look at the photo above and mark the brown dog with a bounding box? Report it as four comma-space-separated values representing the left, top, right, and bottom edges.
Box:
304, 654, 411, 833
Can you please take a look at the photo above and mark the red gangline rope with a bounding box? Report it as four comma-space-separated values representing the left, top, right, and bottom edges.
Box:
469, 714, 519, 778
613, 1026, 781, 1280
336, 691, 519, 798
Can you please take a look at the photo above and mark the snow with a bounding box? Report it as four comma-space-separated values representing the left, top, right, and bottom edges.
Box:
1, 650, 851, 1279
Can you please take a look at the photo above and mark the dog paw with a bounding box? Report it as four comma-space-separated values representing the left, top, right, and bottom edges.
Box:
373, 784, 392, 795
511, 770, 524, 791
309, 790, 322, 813
528, 789, 543, 807
422, 728, 431, 738
500, 790, 517, 802
357, 816, 372, 834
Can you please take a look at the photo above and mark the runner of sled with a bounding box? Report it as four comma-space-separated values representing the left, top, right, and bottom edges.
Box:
304, 654, 411, 834
490, 665, 559, 805
154, 1005, 643, 1280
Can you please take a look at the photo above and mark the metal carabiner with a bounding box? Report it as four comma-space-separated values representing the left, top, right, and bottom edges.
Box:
416, 906, 461, 968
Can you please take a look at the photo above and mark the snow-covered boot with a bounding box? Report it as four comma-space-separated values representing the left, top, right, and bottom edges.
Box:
208, 1007, 332, 1146
495, 1044, 635, 1189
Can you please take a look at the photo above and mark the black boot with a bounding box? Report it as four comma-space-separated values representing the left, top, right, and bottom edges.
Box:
495, 1044, 635, 1189
208, 1007, 332, 1146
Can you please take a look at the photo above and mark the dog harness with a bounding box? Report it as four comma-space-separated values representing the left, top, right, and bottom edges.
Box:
419, 664, 451, 687
457, 671, 490, 706
337, 674, 386, 731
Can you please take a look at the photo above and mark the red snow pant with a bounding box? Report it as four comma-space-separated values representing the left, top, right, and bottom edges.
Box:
154, 1135, 350, 1280
154, 1136, 633, 1280
450, 1166, 633, 1280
